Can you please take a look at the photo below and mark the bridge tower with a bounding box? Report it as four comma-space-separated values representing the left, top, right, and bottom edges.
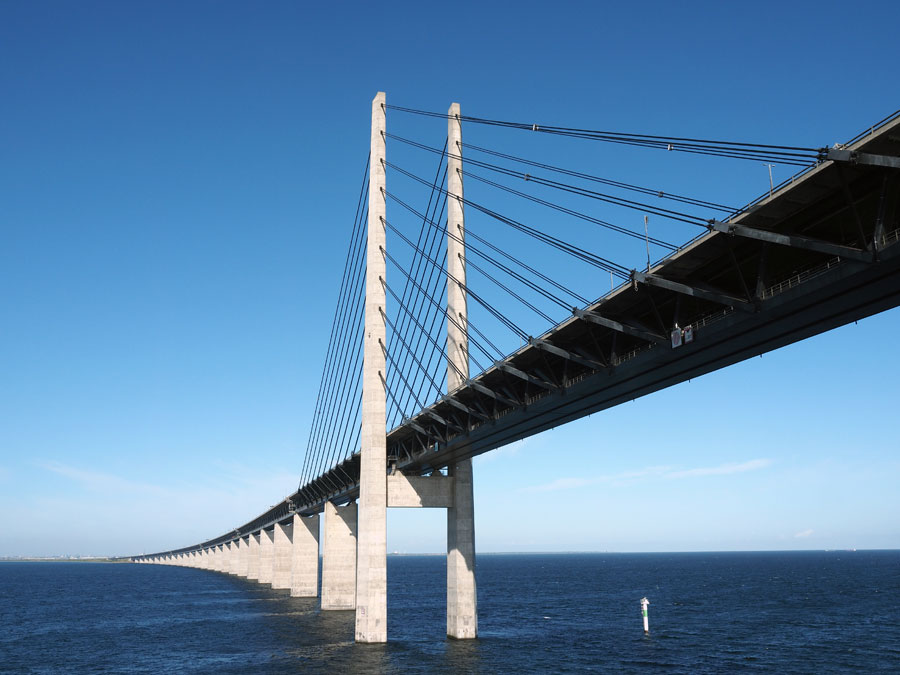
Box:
353, 94, 477, 643
446, 102, 477, 639
355, 91, 388, 643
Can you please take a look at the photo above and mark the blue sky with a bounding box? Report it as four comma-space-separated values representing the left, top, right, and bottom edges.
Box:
1, 1, 898, 556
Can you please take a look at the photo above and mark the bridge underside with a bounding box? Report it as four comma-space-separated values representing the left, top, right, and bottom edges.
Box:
148, 114, 900, 557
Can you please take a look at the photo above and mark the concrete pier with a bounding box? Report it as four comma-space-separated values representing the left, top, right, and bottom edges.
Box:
447, 458, 477, 638
322, 501, 358, 611
236, 537, 248, 577
246, 532, 261, 580
258, 528, 274, 584
446, 102, 478, 639
224, 542, 234, 574
272, 522, 292, 590
230, 539, 242, 575
355, 90, 388, 643
290, 513, 320, 597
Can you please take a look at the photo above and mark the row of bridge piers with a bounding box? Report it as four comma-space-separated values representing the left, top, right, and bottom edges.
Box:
135, 467, 475, 637
135, 93, 477, 643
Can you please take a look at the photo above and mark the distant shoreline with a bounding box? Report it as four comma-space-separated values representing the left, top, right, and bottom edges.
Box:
0, 558, 127, 563
3, 549, 896, 562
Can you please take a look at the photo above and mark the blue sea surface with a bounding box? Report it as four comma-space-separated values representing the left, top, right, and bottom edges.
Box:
1, 551, 898, 673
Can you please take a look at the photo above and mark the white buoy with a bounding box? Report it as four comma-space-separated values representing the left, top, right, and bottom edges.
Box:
641, 597, 650, 634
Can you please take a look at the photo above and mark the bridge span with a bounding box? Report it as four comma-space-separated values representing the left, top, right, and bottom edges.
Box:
134, 96, 900, 643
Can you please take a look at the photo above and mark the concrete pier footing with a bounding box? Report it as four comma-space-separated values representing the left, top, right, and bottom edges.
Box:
321, 501, 358, 610
246, 532, 261, 580
238, 536, 249, 577
225, 541, 235, 574
272, 522, 292, 590
258, 529, 274, 584
290, 513, 320, 597
447, 457, 477, 638
232, 539, 241, 575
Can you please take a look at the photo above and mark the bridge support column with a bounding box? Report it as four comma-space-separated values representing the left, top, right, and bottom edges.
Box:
235, 537, 248, 577
222, 541, 236, 574
447, 459, 477, 638
246, 532, 261, 580
229, 542, 238, 573
272, 522, 292, 590
290, 513, 320, 597
355, 90, 388, 643
258, 529, 275, 584
322, 501, 358, 610
446, 101, 477, 639
231, 540, 242, 575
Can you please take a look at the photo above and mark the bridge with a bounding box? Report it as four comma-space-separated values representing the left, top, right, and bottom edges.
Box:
133, 93, 900, 643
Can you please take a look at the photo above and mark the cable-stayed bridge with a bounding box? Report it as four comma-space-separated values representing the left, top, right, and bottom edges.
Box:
134, 95, 900, 643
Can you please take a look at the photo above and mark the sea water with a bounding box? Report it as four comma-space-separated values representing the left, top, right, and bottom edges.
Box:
1, 551, 898, 673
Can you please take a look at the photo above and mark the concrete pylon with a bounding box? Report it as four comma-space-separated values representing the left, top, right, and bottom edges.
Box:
246, 532, 261, 580
258, 529, 275, 584
272, 522, 292, 590
322, 501, 358, 610
446, 101, 478, 639
355, 90, 388, 643
290, 513, 320, 597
